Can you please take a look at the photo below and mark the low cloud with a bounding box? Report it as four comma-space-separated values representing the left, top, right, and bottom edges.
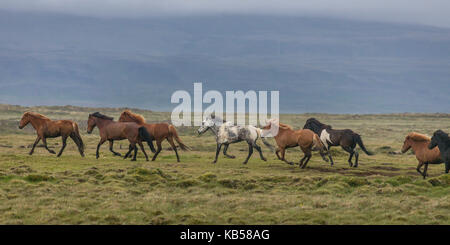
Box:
1, 0, 450, 28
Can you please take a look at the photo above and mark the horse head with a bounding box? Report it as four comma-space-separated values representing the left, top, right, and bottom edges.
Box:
18, 112, 31, 129
429, 130, 449, 150
87, 113, 98, 134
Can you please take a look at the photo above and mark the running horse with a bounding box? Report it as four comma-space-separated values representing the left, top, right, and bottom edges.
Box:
197, 114, 267, 164
401, 132, 442, 178
261, 119, 328, 168
18, 112, 84, 157
87, 112, 154, 161
428, 130, 450, 175
118, 110, 190, 162
303, 118, 373, 167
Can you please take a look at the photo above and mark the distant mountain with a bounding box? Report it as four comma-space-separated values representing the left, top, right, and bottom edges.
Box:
0, 11, 449, 113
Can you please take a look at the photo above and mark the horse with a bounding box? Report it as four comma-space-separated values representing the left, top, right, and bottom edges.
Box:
18, 112, 84, 157
261, 119, 328, 168
303, 118, 373, 167
401, 132, 442, 178
197, 114, 267, 164
428, 130, 450, 175
87, 112, 154, 161
118, 110, 189, 162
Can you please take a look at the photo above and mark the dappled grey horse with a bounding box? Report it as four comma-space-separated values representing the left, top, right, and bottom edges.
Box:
197, 115, 267, 164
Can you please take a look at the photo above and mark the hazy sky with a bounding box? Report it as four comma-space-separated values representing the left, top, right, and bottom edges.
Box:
1, 0, 450, 28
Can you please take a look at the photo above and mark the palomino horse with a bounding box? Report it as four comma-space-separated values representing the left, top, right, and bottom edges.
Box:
428, 130, 450, 175
261, 119, 327, 168
303, 118, 373, 167
197, 114, 267, 164
118, 110, 189, 162
401, 132, 442, 178
87, 112, 154, 161
18, 112, 84, 157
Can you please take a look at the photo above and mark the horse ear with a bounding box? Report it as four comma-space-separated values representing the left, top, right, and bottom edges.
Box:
210, 113, 215, 119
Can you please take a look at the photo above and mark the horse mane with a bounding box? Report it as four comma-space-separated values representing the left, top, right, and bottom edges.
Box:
305, 118, 332, 129
120, 110, 146, 124
90, 112, 114, 121
406, 132, 430, 142
23, 111, 50, 121
278, 122, 293, 130
434, 130, 450, 142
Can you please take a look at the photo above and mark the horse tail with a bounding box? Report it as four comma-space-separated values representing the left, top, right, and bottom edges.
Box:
138, 127, 156, 153
71, 122, 85, 157
312, 133, 325, 151
168, 125, 190, 151
354, 134, 374, 155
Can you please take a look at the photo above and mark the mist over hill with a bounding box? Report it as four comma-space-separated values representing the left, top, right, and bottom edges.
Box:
0, 11, 449, 113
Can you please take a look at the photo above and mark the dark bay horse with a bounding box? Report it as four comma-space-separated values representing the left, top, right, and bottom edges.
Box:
428, 130, 450, 175
118, 110, 189, 162
87, 112, 154, 161
261, 119, 328, 168
197, 115, 267, 164
401, 132, 442, 178
19, 112, 84, 157
303, 118, 373, 167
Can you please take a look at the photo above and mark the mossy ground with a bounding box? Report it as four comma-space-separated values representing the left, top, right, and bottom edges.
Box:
0, 104, 449, 224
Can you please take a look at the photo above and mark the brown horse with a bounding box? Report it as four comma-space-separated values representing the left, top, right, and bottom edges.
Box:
87, 112, 154, 161
118, 110, 190, 162
401, 132, 442, 178
18, 112, 84, 157
261, 119, 328, 168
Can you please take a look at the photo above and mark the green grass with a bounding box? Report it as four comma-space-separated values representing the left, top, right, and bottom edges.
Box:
0, 104, 449, 224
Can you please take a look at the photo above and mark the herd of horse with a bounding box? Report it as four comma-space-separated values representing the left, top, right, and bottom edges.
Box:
18, 111, 450, 179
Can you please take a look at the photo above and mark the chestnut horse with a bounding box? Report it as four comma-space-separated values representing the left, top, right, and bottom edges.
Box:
18, 112, 84, 157
118, 110, 189, 162
87, 112, 154, 161
261, 119, 328, 168
401, 132, 442, 179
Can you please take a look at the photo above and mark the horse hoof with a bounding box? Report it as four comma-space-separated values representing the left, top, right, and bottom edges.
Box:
289, 162, 294, 165
262, 158, 267, 161
242, 162, 248, 165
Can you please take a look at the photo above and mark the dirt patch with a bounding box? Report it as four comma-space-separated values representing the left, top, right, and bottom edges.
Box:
370, 166, 401, 171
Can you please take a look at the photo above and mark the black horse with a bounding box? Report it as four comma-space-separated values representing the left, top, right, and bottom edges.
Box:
303, 118, 373, 167
428, 130, 450, 174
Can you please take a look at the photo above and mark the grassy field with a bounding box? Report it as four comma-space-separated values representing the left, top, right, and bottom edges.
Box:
0, 104, 449, 224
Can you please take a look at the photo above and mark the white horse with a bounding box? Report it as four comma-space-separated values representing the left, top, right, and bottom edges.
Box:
197, 115, 267, 164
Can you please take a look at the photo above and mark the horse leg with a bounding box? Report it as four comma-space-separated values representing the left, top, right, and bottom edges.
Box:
423, 163, 429, 179
56, 135, 68, 157
151, 140, 163, 161
327, 149, 335, 166
299, 155, 308, 168
243, 144, 254, 164
29, 136, 41, 155
213, 143, 223, 163
254, 143, 267, 161
275, 148, 282, 160
131, 143, 138, 161
416, 162, 424, 177
280, 148, 294, 165
301, 153, 312, 169
108, 140, 122, 157
223, 144, 235, 159
353, 151, 359, 168
167, 137, 180, 162
138, 141, 149, 161
123, 145, 134, 159
342, 146, 354, 167
42, 137, 56, 154
96, 138, 106, 159
445, 161, 449, 174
